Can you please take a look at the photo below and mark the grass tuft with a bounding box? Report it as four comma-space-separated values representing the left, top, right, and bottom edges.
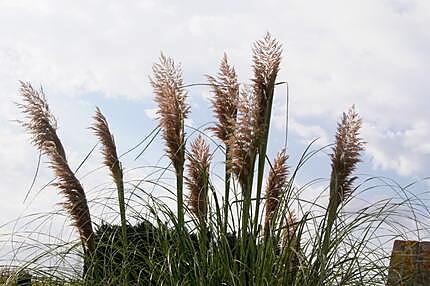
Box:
3, 34, 428, 286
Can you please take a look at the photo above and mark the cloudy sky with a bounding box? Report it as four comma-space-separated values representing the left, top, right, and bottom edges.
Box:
0, 0, 429, 256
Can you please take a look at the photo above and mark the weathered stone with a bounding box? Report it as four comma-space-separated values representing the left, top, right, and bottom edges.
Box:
387, 240, 430, 286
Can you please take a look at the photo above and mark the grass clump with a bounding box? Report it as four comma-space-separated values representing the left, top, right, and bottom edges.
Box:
4, 33, 428, 285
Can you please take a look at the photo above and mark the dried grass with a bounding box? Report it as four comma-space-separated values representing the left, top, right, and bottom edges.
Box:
252, 32, 282, 143
150, 54, 190, 171
264, 149, 289, 230
207, 53, 239, 144
185, 135, 211, 223
229, 86, 259, 186
91, 107, 122, 189
330, 105, 365, 202
90, 107, 128, 251
18, 82, 94, 253
151, 53, 190, 228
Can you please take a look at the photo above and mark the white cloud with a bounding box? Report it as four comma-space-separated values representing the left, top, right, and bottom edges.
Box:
363, 121, 430, 176
0, 0, 429, 256
144, 108, 158, 120
272, 108, 330, 147
0, 0, 428, 178
289, 119, 330, 146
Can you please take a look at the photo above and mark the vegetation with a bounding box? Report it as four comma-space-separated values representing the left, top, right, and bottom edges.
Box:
1, 34, 427, 285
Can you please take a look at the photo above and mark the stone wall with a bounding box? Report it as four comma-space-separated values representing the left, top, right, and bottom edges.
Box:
387, 240, 430, 286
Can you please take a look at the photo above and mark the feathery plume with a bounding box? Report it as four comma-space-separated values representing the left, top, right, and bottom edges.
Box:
253, 33, 282, 91
17, 82, 66, 159
281, 210, 298, 247
330, 106, 365, 203
252, 32, 282, 142
229, 86, 259, 186
150, 54, 190, 170
320, 106, 365, 268
91, 108, 123, 188
280, 210, 300, 284
252, 33, 283, 232
265, 149, 289, 229
150, 54, 190, 227
186, 135, 211, 223
207, 54, 239, 231
206, 53, 239, 143
45, 142, 95, 252
18, 82, 94, 253
91, 108, 128, 249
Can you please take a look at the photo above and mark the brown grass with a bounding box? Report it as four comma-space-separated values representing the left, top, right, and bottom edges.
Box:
206, 53, 239, 144
281, 210, 297, 247
320, 105, 365, 264
151, 53, 190, 227
264, 149, 289, 231
45, 142, 95, 253
330, 105, 365, 203
18, 82, 94, 254
185, 135, 211, 224
252, 32, 282, 143
90, 107, 128, 250
90, 107, 123, 189
228, 86, 259, 187
17, 81, 66, 159
150, 53, 190, 171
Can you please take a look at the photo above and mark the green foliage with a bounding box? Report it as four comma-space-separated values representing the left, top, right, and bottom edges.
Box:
6, 34, 428, 286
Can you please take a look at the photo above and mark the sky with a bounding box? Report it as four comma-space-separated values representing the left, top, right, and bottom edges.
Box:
0, 0, 430, 263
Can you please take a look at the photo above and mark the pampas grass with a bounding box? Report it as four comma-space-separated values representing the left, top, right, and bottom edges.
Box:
315, 105, 366, 283
252, 33, 283, 237
18, 82, 66, 160
229, 86, 259, 188
326, 105, 365, 235
207, 54, 239, 232
207, 53, 239, 232
252, 32, 282, 141
330, 105, 365, 203
8, 34, 427, 286
206, 53, 239, 145
185, 135, 211, 225
151, 53, 190, 229
17, 82, 94, 255
228, 86, 259, 250
150, 54, 190, 167
45, 143, 95, 254
91, 107, 128, 254
264, 149, 289, 234
280, 210, 297, 247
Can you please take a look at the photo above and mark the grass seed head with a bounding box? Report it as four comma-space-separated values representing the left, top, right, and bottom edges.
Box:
150, 54, 190, 171
91, 107, 123, 186
330, 105, 365, 202
207, 53, 239, 144
265, 149, 289, 229
229, 86, 259, 186
186, 135, 211, 222
18, 82, 94, 253
252, 33, 282, 142
18, 82, 66, 160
